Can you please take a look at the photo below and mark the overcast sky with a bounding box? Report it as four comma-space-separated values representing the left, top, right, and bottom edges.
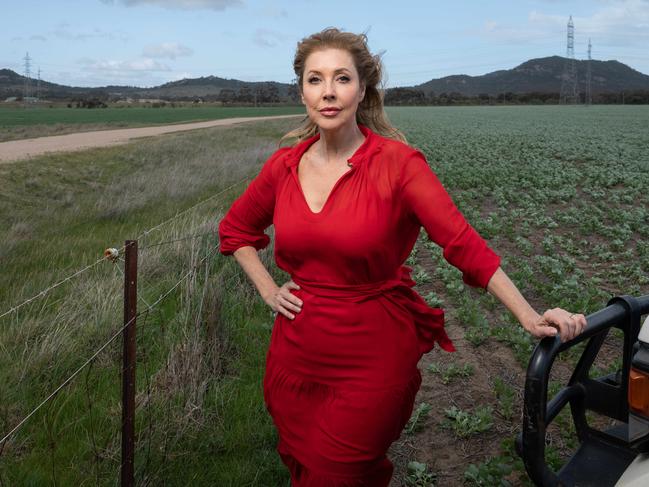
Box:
2, 0, 648, 88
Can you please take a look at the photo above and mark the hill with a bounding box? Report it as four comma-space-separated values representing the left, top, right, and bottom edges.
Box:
2, 56, 648, 102
412, 56, 649, 96
0, 69, 293, 102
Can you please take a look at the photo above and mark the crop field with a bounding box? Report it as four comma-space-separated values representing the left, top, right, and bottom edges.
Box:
0, 106, 647, 486
386, 105, 648, 485
0, 105, 305, 142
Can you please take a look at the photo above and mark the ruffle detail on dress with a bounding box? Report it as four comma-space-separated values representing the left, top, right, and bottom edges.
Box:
263, 352, 331, 416
390, 265, 456, 354
292, 264, 456, 355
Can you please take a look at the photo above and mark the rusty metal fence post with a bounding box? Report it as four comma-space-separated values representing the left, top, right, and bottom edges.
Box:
121, 240, 137, 487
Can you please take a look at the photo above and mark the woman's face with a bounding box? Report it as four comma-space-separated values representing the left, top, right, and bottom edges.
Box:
300, 48, 366, 132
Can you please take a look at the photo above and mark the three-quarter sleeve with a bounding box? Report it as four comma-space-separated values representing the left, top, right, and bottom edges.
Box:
218, 148, 287, 256
399, 148, 501, 289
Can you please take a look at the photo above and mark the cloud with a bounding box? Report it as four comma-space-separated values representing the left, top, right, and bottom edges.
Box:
480, 0, 649, 55
29, 35, 47, 42
260, 5, 288, 18
52, 53, 187, 88
480, 19, 556, 43
96, 59, 171, 72
50, 69, 169, 88
51, 22, 129, 42
529, 0, 649, 41
167, 71, 193, 82
143, 42, 193, 59
253, 28, 289, 48
100, 0, 243, 10
78, 57, 172, 79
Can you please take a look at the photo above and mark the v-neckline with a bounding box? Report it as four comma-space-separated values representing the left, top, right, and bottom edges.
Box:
292, 130, 368, 216
284, 124, 374, 218
294, 160, 355, 215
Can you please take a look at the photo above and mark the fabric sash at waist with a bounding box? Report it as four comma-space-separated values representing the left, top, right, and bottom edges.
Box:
291, 265, 455, 354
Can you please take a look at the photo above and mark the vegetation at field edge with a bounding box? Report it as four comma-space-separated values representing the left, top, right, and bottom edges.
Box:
1, 105, 647, 485
0, 105, 305, 142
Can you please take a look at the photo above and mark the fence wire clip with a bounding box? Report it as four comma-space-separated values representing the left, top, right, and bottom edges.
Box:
104, 248, 120, 262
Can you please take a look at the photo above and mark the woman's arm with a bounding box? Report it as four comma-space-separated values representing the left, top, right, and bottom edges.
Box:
233, 246, 302, 320
398, 150, 586, 341
486, 266, 587, 342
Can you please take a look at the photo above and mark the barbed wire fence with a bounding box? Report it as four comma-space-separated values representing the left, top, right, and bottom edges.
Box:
0, 171, 267, 486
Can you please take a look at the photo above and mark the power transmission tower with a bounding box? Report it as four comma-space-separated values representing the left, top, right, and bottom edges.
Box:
560, 16, 579, 104
37, 67, 42, 101
586, 39, 592, 105
23, 52, 32, 104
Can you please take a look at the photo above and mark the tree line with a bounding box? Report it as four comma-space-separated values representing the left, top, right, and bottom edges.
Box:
383, 87, 649, 105
17, 83, 648, 106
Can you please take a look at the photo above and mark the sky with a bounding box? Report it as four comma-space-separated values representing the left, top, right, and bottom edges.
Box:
2, 0, 648, 89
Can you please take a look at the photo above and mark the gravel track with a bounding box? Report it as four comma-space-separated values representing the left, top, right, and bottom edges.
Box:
0, 114, 303, 163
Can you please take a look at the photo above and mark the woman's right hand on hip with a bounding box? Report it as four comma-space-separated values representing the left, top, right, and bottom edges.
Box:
264, 280, 303, 320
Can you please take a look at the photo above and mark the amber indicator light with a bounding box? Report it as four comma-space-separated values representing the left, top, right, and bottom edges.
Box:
629, 367, 649, 416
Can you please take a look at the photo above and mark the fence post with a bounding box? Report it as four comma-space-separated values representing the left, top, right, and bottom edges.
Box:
121, 240, 137, 487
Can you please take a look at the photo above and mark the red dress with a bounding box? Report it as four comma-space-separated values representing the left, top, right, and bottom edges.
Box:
218, 124, 500, 486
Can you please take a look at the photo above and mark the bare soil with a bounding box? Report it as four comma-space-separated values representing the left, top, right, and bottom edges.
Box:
388, 268, 529, 486
386, 240, 615, 486
0, 114, 303, 163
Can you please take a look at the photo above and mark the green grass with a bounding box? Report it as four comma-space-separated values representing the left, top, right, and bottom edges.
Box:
1, 105, 648, 484
0, 105, 305, 141
0, 105, 305, 126
0, 117, 298, 485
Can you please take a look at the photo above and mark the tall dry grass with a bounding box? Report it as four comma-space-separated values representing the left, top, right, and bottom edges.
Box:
0, 118, 295, 485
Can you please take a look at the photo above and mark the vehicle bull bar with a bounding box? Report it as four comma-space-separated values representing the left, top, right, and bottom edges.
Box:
516, 294, 649, 486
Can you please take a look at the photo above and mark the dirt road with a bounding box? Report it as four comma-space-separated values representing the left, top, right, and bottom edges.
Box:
0, 114, 303, 163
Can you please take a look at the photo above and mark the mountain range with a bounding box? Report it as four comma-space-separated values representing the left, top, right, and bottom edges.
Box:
1, 56, 648, 101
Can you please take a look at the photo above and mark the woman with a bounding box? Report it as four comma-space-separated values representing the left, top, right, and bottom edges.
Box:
218, 27, 587, 486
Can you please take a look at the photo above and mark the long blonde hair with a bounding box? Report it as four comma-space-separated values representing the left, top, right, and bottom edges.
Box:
279, 27, 407, 147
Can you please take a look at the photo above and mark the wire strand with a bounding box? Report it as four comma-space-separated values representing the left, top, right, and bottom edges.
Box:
0, 246, 129, 321
139, 245, 221, 315
0, 311, 142, 448
0, 240, 224, 448
0, 164, 250, 447
138, 229, 218, 251
135, 177, 251, 242
0, 172, 247, 320
112, 261, 153, 309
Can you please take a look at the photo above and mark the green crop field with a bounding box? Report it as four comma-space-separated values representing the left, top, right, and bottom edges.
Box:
0, 106, 647, 486
390, 105, 649, 309
0, 105, 306, 142
388, 105, 648, 485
